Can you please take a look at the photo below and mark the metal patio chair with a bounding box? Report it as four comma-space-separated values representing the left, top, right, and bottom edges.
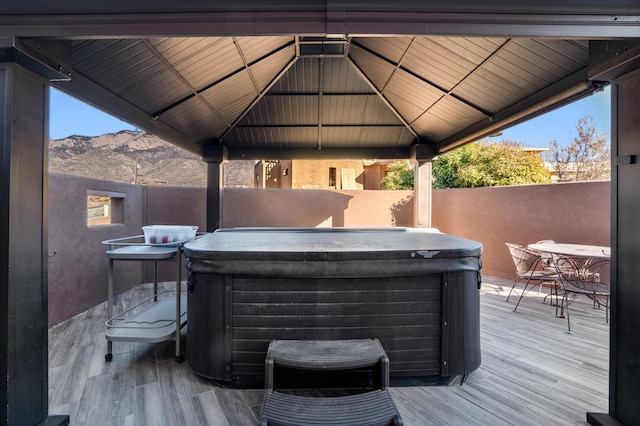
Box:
550, 254, 610, 333
530, 240, 562, 306
505, 243, 559, 312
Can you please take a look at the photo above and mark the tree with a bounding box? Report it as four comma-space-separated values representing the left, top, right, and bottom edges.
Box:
381, 160, 414, 190
544, 115, 610, 182
432, 141, 551, 189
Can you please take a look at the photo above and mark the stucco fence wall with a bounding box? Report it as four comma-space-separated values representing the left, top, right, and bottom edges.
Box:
432, 181, 611, 280
48, 174, 207, 326
47, 173, 610, 326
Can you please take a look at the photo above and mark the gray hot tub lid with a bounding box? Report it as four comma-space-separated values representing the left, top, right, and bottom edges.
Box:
184, 227, 483, 262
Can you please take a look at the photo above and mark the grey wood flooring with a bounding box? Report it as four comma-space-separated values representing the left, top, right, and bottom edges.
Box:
48, 276, 609, 425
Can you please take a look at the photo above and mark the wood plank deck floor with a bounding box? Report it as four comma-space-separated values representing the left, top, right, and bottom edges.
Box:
48, 275, 609, 425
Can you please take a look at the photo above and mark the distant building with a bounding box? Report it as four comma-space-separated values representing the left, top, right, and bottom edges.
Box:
544, 160, 611, 182
254, 159, 396, 190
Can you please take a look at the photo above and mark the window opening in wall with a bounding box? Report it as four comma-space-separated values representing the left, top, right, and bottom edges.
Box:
329, 167, 337, 188
87, 191, 125, 226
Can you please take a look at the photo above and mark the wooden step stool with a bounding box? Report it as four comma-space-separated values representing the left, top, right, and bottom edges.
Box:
258, 339, 403, 426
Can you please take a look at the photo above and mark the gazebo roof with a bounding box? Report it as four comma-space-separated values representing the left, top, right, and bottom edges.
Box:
2, 2, 638, 159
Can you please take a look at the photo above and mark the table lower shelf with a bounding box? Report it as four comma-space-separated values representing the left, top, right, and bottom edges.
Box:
106, 297, 187, 343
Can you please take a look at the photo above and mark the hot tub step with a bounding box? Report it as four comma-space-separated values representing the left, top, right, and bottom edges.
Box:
260, 339, 403, 424
264, 339, 389, 391
258, 390, 403, 426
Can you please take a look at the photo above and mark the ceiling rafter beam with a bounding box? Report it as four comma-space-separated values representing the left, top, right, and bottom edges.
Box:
351, 39, 493, 118
226, 147, 412, 161
446, 38, 513, 102
150, 39, 296, 119
143, 39, 231, 127
345, 55, 418, 140
219, 52, 299, 141
264, 92, 377, 96
235, 124, 407, 129
437, 67, 603, 152
447, 38, 513, 97
379, 37, 417, 93
233, 36, 260, 94
411, 38, 514, 126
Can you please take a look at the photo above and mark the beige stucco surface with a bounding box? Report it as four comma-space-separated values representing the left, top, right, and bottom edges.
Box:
432, 181, 611, 280
47, 174, 609, 326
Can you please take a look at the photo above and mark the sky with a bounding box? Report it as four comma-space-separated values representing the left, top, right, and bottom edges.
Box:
50, 88, 137, 139
49, 85, 612, 148
490, 85, 611, 148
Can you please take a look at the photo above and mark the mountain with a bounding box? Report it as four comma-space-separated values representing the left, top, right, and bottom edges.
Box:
49, 130, 255, 187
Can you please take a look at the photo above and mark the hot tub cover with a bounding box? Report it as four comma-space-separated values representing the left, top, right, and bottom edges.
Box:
184, 227, 482, 279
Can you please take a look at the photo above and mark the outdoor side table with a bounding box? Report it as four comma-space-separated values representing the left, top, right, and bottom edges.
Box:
102, 237, 187, 363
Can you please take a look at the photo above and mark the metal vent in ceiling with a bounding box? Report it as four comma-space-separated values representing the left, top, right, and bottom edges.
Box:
299, 37, 347, 57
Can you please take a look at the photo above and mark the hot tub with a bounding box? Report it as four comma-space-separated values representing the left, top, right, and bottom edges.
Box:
183, 227, 482, 387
